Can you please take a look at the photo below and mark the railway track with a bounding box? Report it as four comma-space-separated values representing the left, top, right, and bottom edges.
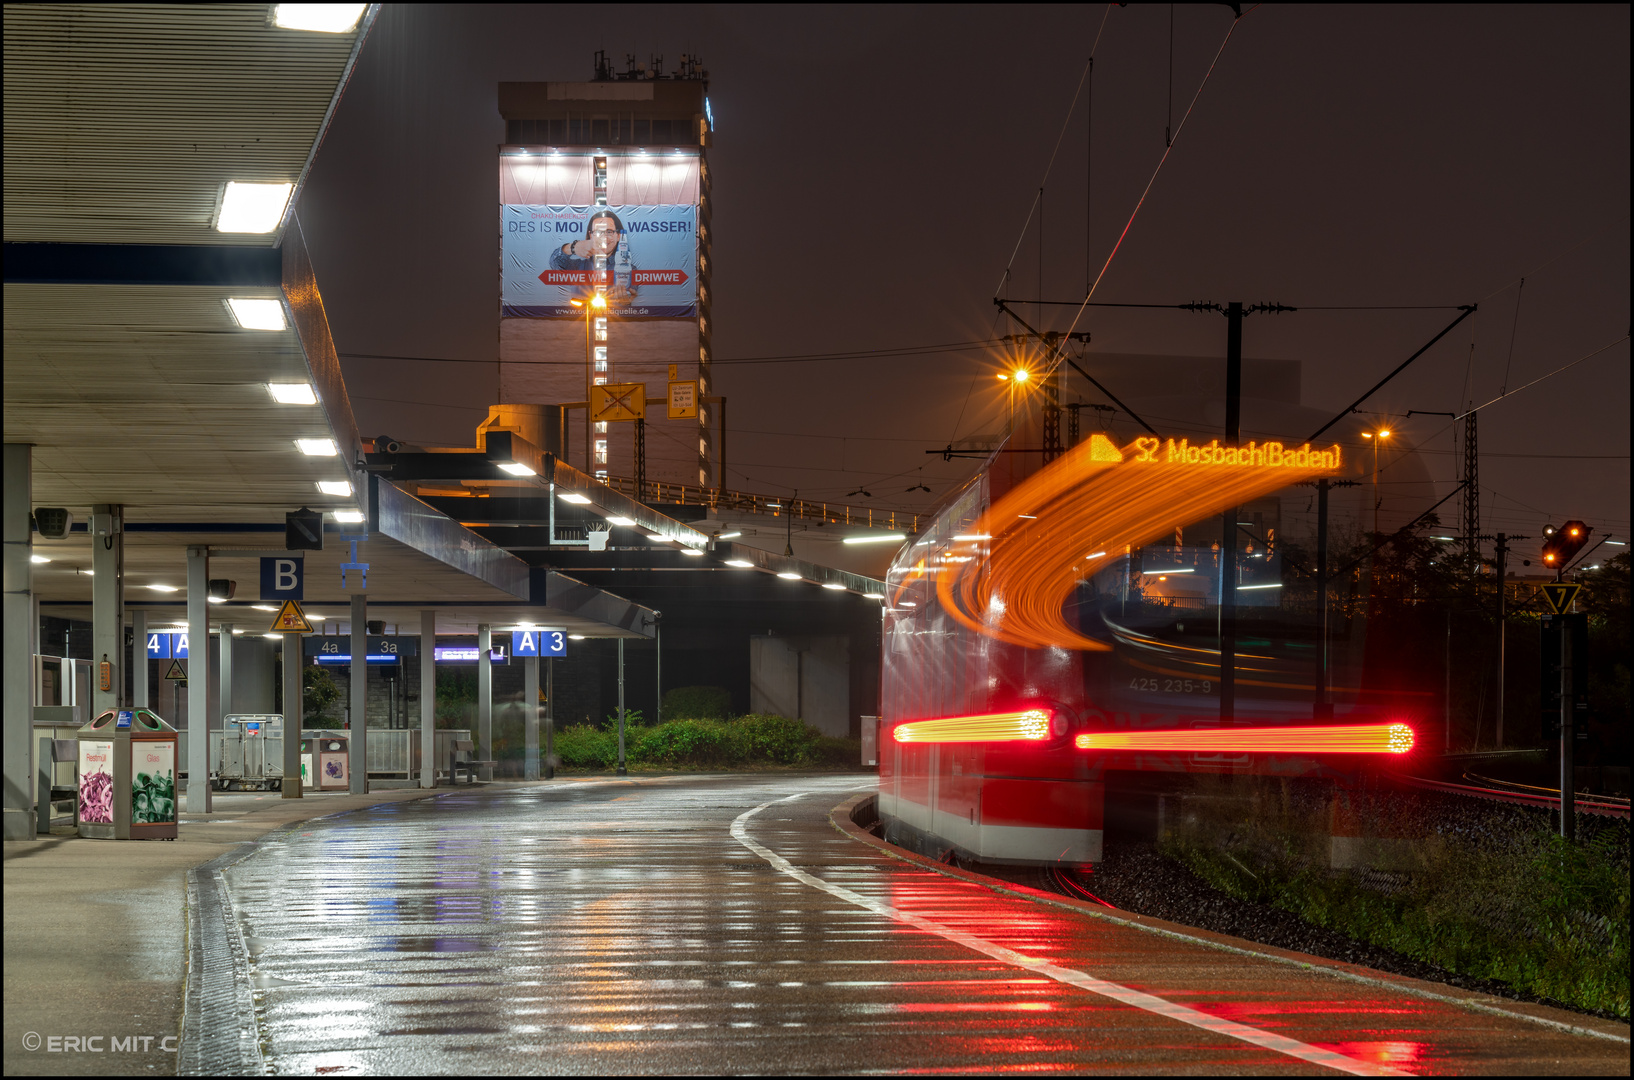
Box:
1396, 771, 1630, 819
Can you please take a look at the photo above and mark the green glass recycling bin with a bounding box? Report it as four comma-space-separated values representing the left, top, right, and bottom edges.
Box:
76, 709, 179, 840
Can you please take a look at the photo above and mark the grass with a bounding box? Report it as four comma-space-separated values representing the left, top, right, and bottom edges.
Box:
1160, 775, 1630, 1018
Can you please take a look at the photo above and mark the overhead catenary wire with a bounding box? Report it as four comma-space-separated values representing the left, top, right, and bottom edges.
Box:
993, 4, 1116, 300
1039, 5, 1261, 386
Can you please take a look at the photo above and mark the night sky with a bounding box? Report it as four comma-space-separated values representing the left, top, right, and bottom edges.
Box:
297, 4, 1630, 546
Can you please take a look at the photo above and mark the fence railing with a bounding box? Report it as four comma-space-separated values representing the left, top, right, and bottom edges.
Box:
600, 476, 919, 534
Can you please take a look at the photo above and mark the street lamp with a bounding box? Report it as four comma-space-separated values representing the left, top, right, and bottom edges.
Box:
1360, 428, 1392, 536
569, 293, 609, 476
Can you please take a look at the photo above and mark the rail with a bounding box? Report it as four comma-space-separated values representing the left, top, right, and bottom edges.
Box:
599, 476, 920, 534
1397, 773, 1630, 819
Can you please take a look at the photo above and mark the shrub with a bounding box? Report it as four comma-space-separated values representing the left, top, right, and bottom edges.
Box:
732, 713, 818, 764
302, 665, 341, 724
811, 735, 861, 767
553, 724, 619, 769
604, 707, 645, 729
633, 718, 736, 766
662, 685, 732, 720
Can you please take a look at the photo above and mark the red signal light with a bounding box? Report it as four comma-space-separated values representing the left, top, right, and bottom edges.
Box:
1074, 722, 1415, 755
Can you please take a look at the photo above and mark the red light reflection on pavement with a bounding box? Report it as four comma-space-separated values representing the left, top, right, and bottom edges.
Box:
1314, 1042, 1426, 1069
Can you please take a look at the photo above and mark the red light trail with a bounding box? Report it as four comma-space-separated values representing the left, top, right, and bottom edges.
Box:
1073, 722, 1416, 755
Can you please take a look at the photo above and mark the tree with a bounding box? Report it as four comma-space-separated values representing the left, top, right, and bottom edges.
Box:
303, 664, 341, 725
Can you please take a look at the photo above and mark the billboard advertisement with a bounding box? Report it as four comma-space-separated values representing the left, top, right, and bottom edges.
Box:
502, 204, 697, 318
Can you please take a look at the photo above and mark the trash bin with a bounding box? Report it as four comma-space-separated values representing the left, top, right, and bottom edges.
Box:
301, 731, 349, 790
77, 709, 178, 840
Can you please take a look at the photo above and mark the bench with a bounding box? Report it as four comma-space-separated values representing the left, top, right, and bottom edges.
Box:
36, 738, 78, 833
449, 739, 497, 784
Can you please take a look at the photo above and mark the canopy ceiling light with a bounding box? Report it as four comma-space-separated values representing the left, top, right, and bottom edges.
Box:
227, 297, 287, 330
557, 492, 592, 505
215, 182, 293, 234
272, 4, 367, 33
842, 533, 906, 545
296, 438, 338, 456
316, 481, 352, 497
497, 462, 536, 477
267, 383, 316, 404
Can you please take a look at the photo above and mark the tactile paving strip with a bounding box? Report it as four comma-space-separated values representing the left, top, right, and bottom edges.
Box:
178, 861, 266, 1076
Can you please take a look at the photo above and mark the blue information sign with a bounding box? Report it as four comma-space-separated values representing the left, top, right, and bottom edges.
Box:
116, 710, 133, 729
259, 556, 305, 602
512, 629, 567, 657
172, 633, 189, 659
145, 632, 172, 659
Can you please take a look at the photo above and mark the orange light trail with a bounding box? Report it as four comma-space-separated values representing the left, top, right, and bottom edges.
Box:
934, 434, 1343, 650
893, 709, 1053, 743
1074, 722, 1415, 755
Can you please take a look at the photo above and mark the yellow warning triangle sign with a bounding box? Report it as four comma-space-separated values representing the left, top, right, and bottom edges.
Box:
163, 659, 187, 681
1540, 582, 1581, 616
269, 599, 314, 634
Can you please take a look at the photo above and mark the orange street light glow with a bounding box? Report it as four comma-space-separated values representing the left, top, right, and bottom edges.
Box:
934, 433, 1343, 650
893, 709, 1053, 743
1074, 722, 1415, 755
1012, 368, 1029, 383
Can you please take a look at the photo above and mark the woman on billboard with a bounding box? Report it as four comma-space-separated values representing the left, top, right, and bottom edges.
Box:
550, 209, 637, 306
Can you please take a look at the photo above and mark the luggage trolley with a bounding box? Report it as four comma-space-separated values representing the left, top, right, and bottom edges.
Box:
214, 714, 285, 791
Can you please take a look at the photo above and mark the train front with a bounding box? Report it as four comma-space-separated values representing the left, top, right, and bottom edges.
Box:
878, 426, 1424, 868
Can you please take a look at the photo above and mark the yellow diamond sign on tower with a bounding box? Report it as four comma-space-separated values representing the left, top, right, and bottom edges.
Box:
269, 599, 314, 634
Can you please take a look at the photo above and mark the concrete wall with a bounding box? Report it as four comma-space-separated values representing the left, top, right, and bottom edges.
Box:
749, 634, 850, 737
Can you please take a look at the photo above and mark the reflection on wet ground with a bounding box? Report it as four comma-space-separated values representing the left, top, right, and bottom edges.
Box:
222, 774, 1628, 1075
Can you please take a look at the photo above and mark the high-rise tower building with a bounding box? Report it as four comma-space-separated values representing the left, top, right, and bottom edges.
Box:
496, 54, 714, 488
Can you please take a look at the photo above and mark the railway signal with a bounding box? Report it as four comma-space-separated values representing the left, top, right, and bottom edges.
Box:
1540, 520, 1591, 574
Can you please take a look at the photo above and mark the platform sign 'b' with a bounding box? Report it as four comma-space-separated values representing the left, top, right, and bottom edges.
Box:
260, 557, 304, 601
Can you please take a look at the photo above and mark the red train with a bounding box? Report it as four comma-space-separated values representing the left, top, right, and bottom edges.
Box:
877, 424, 1421, 867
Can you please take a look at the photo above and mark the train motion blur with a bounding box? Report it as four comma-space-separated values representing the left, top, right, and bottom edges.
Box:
878, 415, 1422, 867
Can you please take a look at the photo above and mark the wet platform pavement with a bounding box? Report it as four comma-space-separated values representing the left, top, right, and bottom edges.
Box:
214, 773, 1628, 1075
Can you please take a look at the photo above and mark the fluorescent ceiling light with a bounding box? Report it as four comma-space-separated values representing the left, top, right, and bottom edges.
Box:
273, 3, 367, 32
317, 481, 352, 496
646, 533, 670, 541
296, 438, 337, 456
216, 182, 293, 234
725, 559, 754, 568
267, 382, 316, 404
231, 629, 245, 635
1238, 583, 1283, 590
842, 533, 906, 545
776, 571, 802, 580
680, 548, 704, 557
568, 634, 587, 640
1604, 540, 1625, 546
822, 582, 846, 590
898, 600, 918, 607
228, 297, 287, 330
1142, 568, 1194, 575
497, 462, 536, 477
864, 593, 885, 600
251, 604, 278, 612
30, 554, 50, 564
332, 510, 365, 523
606, 516, 636, 527
557, 492, 592, 505
717, 531, 742, 540
207, 596, 226, 604
148, 584, 179, 592
263, 633, 283, 640
952, 534, 990, 541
